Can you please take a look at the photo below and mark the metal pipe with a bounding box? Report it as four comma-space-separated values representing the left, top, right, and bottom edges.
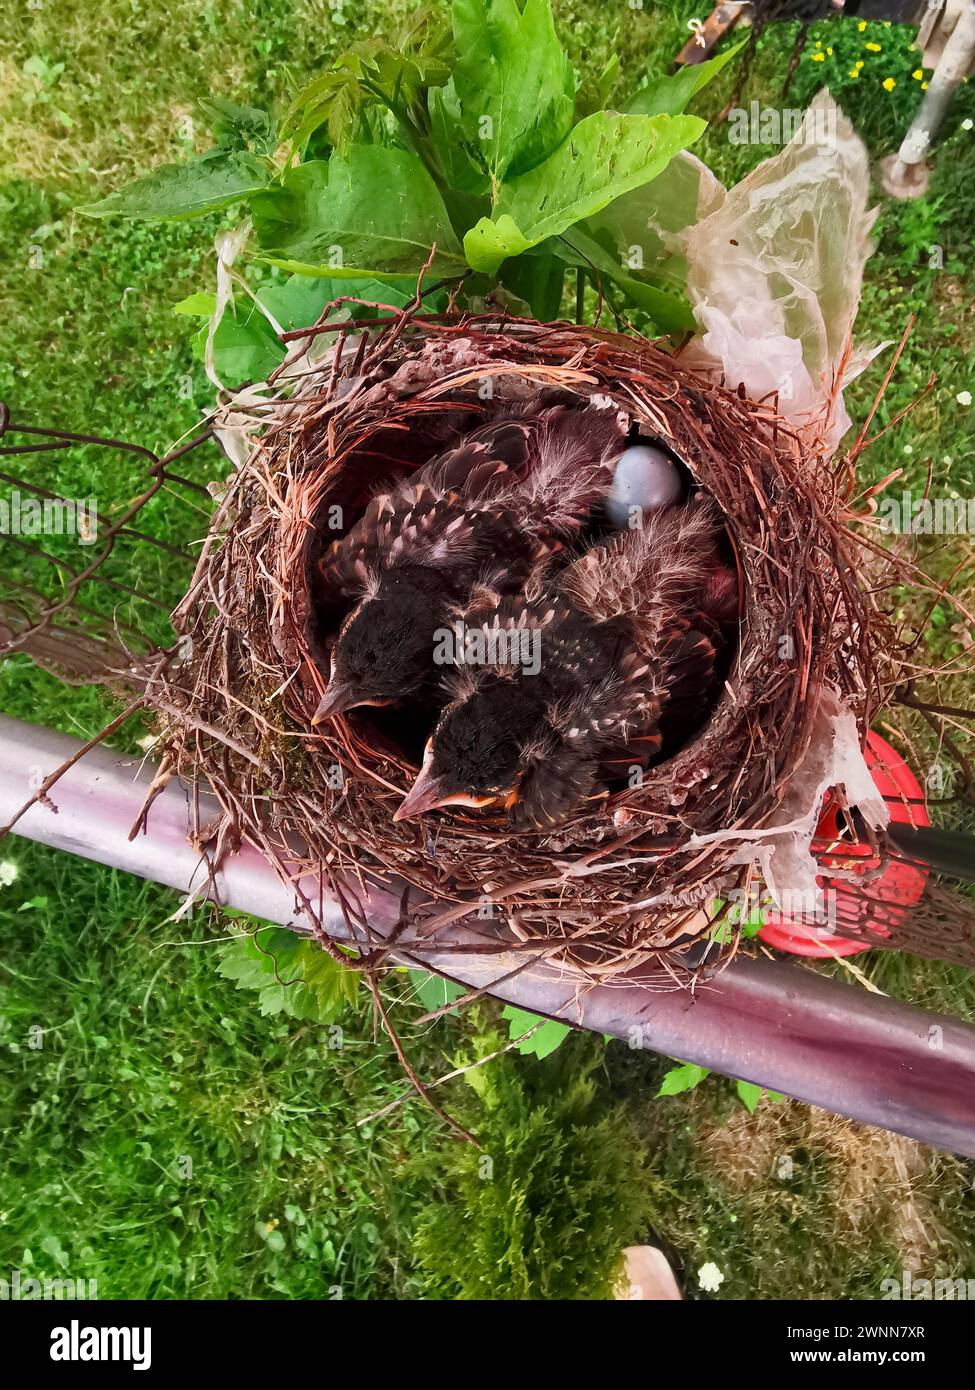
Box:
882, 0, 975, 197
2, 712, 974, 1156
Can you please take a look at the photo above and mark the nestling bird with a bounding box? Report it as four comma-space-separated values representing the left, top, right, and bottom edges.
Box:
311, 404, 625, 723
394, 502, 738, 830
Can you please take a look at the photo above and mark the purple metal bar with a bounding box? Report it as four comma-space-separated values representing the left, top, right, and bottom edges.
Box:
2, 713, 974, 1157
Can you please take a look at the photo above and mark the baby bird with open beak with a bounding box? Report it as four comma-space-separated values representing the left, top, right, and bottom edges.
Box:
395, 501, 738, 830
311, 404, 625, 724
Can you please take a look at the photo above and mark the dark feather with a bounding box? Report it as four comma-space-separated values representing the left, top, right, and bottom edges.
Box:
315, 401, 626, 711
425, 499, 737, 828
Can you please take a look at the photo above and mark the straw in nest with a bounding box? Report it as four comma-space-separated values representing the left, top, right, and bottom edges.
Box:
134, 300, 969, 987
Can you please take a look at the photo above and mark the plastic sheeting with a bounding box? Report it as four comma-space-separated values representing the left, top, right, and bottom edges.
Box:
680, 90, 882, 454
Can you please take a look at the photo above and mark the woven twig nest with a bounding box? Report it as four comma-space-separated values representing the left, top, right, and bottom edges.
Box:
147, 309, 903, 979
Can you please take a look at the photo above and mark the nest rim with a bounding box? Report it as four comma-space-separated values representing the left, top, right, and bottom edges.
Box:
150, 308, 897, 980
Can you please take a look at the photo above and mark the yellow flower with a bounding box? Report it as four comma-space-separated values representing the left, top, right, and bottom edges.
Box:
912, 69, 924, 80
865, 41, 882, 52
882, 76, 896, 91
922, 81, 928, 90
855, 60, 864, 68
815, 39, 822, 47
826, 46, 833, 55
849, 68, 859, 79
811, 51, 826, 62
858, 19, 867, 30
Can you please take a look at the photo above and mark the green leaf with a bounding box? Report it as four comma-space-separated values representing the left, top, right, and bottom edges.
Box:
251, 146, 466, 277
261, 1225, 286, 1253
178, 279, 358, 377
283, 24, 452, 151
462, 214, 531, 275
576, 51, 621, 118
556, 226, 695, 334
217, 926, 361, 1023
200, 96, 276, 156
451, 0, 575, 190
428, 81, 491, 196
172, 291, 217, 317
40, 1234, 69, 1269
188, 297, 282, 385
78, 150, 272, 220
583, 150, 719, 301
500, 252, 566, 321
707, 893, 765, 944
258, 258, 424, 285
23, 54, 64, 86
656, 1062, 711, 1098
463, 111, 705, 274
285, 68, 361, 153
626, 39, 747, 118
256, 275, 343, 331
735, 1080, 763, 1114
501, 1005, 570, 1059
408, 969, 466, 1016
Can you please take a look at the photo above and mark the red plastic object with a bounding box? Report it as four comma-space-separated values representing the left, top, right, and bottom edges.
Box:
758, 732, 929, 958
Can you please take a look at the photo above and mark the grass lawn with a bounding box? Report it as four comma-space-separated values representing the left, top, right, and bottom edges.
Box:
1, 0, 973, 1299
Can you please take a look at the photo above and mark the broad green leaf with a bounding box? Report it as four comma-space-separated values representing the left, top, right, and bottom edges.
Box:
626, 39, 747, 118
463, 214, 532, 275
463, 111, 705, 274
183, 279, 358, 382
190, 304, 283, 386
733, 1078, 784, 1108
656, 1062, 711, 1098
576, 51, 621, 118
172, 291, 218, 317
79, 150, 271, 220
615, 276, 695, 333
200, 96, 276, 155
501, 1005, 570, 1059
258, 273, 446, 330
258, 257, 433, 285
251, 146, 466, 277
217, 926, 360, 1022
451, 0, 575, 189
408, 969, 466, 1016
584, 151, 723, 302
176, 279, 340, 340
735, 1080, 763, 1114
257, 275, 345, 331
500, 252, 565, 321
428, 80, 491, 196
555, 226, 695, 334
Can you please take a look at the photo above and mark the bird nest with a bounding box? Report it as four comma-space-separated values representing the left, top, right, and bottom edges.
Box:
144, 308, 900, 981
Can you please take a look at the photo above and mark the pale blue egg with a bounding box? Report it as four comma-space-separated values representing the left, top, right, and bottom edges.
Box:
606, 443, 683, 528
